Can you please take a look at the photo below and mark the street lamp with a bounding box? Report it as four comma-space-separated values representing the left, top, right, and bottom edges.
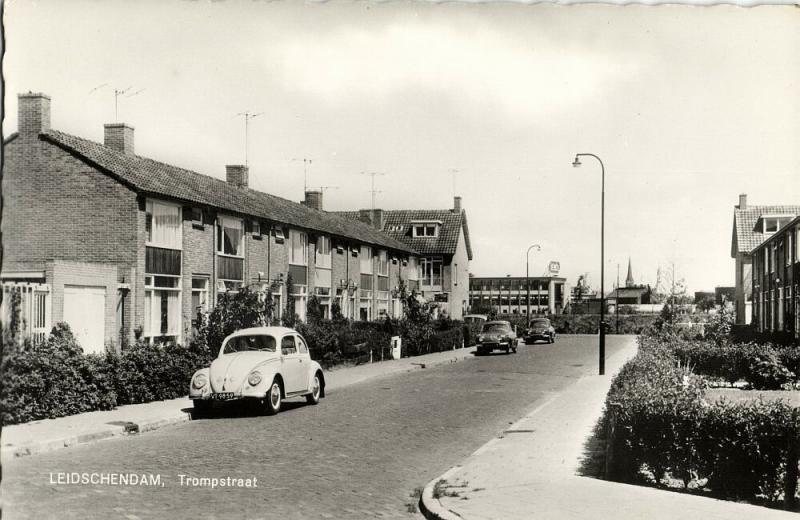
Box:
572, 153, 606, 376
526, 244, 541, 327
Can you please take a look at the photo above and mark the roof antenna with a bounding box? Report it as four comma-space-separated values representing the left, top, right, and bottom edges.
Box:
359, 171, 386, 212
236, 111, 263, 166
89, 84, 145, 122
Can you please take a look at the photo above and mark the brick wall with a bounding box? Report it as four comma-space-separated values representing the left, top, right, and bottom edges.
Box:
181, 211, 215, 339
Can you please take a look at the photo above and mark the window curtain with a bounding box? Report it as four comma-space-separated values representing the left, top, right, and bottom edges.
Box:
221, 217, 243, 256
149, 202, 182, 249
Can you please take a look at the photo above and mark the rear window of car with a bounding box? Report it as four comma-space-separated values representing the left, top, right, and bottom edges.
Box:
532, 319, 550, 327
223, 335, 277, 354
481, 323, 510, 333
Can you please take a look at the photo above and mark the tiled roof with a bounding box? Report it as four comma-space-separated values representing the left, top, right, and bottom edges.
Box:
750, 215, 800, 253
334, 209, 473, 260
731, 205, 800, 257
40, 130, 415, 254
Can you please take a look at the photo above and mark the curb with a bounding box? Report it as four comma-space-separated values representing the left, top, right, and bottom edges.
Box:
1, 411, 193, 461
419, 466, 466, 520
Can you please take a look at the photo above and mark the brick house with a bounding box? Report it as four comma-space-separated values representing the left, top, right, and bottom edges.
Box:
750, 215, 800, 339
335, 200, 473, 319
2, 92, 418, 352
730, 194, 800, 325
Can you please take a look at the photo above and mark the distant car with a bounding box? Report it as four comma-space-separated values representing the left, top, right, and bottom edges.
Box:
189, 327, 325, 416
463, 314, 488, 326
476, 320, 517, 355
524, 318, 556, 344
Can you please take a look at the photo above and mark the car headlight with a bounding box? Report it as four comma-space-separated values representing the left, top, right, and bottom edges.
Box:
247, 371, 262, 386
477, 335, 484, 342
192, 373, 207, 389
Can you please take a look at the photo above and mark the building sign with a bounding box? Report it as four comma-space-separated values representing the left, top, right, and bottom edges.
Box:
434, 293, 449, 303
548, 261, 561, 275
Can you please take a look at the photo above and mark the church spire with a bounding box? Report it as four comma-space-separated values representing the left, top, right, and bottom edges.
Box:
625, 257, 635, 287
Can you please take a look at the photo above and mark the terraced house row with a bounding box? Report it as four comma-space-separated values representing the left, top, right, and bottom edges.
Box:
1, 92, 471, 353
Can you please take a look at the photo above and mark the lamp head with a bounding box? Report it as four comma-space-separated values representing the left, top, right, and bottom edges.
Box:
572, 156, 582, 168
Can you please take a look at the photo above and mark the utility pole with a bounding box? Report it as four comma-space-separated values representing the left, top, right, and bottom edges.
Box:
236, 111, 263, 166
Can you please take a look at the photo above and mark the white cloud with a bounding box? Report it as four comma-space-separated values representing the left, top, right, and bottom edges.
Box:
275, 21, 639, 119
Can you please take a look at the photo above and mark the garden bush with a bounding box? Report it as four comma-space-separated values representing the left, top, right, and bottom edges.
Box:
602, 335, 800, 504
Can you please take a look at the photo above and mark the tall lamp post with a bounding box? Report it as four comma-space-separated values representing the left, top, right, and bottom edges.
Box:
572, 153, 605, 376
526, 244, 541, 327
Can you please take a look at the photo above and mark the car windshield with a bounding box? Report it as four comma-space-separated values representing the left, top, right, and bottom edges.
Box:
532, 319, 550, 327
481, 323, 509, 333
223, 334, 277, 354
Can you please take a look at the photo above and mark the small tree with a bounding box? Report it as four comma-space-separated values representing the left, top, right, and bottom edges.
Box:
203, 287, 272, 352
696, 295, 716, 313
282, 273, 297, 328
306, 294, 324, 325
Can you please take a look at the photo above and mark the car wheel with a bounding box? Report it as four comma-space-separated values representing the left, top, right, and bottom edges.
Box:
306, 373, 322, 405
264, 378, 282, 415
192, 399, 211, 418
549, 335, 554, 344
512, 345, 517, 353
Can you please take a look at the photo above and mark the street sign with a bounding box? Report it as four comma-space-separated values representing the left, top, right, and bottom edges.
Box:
548, 261, 560, 274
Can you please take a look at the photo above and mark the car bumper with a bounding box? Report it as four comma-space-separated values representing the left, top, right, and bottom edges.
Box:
525, 333, 551, 340
477, 340, 513, 349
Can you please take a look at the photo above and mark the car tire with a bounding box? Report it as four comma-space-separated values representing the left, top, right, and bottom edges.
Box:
549, 335, 554, 344
306, 373, 322, 405
512, 345, 517, 353
265, 378, 282, 415
192, 399, 211, 418
504, 345, 510, 355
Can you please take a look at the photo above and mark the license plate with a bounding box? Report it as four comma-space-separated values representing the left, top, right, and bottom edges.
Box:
211, 392, 235, 400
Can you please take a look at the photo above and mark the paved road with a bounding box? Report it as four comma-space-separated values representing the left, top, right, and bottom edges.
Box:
2, 335, 631, 520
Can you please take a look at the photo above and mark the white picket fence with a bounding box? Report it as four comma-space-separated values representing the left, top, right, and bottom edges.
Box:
1, 282, 51, 343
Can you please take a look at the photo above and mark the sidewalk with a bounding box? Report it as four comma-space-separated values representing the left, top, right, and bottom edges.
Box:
420, 338, 798, 520
1, 346, 475, 462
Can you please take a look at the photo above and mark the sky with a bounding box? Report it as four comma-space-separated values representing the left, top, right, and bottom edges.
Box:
3, 1, 798, 295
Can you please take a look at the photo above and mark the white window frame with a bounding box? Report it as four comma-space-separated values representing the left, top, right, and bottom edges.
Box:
412, 221, 440, 238
420, 257, 443, 291
290, 230, 308, 266
144, 274, 182, 342
360, 246, 373, 274
377, 250, 389, 276
316, 236, 332, 269
216, 215, 245, 258
146, 199, 183, 250
191, 276, 209, 315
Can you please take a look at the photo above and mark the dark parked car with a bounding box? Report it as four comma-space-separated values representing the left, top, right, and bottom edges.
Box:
476, 320, 517, 355
524, 318, 556, 344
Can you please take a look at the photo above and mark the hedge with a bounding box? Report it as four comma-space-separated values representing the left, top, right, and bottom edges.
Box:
602, 335, 800, 504
498, 314, 660, 335
1, 325, 213, 425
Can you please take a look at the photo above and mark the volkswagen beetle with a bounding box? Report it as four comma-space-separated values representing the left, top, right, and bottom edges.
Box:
189, 327, 325, 415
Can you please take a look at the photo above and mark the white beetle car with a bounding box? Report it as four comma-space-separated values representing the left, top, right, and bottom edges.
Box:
189, 327, 325, 415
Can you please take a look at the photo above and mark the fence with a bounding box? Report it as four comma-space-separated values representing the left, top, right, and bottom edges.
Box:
1, 282, 51, 343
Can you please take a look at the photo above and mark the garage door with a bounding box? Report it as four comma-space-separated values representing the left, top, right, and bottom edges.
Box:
63, 285, 106, 354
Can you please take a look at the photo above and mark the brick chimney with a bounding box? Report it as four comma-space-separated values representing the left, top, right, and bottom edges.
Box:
18, 92, 51, 137
738, 193, 747, 209
358, 208, 384, 230
454, 196, 462, 212
104, 123, 135, 155
303, 189, 323, 211
226, 165, 249, 189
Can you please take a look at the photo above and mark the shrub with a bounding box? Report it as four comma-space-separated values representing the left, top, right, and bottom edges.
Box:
703, 307, 734, 344
203, 287, 274, 352
747, 351, 794, 390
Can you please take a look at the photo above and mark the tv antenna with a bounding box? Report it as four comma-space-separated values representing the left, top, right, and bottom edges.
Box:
449, 168, 460, 198
88, 84, 145, 122
359, 171, 386, 212
236, 111, 263, 166
313, 185, 339, 195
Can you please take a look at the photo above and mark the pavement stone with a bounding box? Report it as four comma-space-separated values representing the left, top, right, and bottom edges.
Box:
0, 345, 475, 463
420, 337, 799, 520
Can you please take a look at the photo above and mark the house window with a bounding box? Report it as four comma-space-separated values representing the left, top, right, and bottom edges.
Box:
191, 277, 209, 315
291, 284, 307, 322
454, 263, 458, 286
405, 257, 419, 281
412, 223, 439, 237
771, 244, 777, 273
420, 257, 443, 290
274, 227, 286, 244
378, 250, 389, 276
764, 217, 794, 234
190, 207, 204, 227
252, 220, 262, 237
216, 216, 244, 257
377, 291, 390, 318
316, 236, 332, 268
360, 246, 373, 274
146, 200, 182, 249
144, 275, 181, 342
359, 290, 372, 322
290, 230, 308, 265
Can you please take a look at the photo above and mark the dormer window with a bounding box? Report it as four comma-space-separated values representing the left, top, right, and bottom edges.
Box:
763, 216, 794, 234
412, 221, 441, 238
